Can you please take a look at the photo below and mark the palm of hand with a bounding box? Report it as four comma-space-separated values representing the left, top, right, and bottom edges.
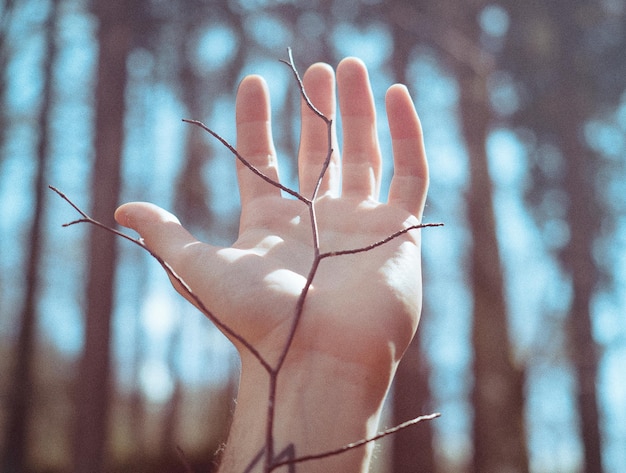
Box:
116, 57, 429, 375
180, 193, 422, 369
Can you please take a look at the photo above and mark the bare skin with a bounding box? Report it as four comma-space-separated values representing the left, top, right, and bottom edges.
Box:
115, 57, 429, 472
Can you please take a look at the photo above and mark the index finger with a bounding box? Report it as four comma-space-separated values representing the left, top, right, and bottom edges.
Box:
235, 75, 281, 205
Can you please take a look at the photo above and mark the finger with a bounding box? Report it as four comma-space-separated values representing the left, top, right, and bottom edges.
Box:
385, 84, 429, 219
235, 75, 281, 205
298, 62, 340, 198
115, 202, 220, 302
115, 202, 201, 266
336, 57, 382, 200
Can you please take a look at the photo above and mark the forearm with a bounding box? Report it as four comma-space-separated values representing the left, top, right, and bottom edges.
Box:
218, 351, 397, 473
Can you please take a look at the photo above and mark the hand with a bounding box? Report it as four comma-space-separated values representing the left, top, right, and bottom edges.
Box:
115, 57, 428, 472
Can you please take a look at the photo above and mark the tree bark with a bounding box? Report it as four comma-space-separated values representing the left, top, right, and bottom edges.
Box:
394, 2, 533, 470
460, 68, 529, 473
451, 9, 529, 469
557, 76, 604, 473
499, 2, 607, 469
1, 1, 59, 471
72, 1, 133, 471
550, 8, 604, 471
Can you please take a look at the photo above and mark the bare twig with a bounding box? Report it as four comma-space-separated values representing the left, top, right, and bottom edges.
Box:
320, 222, 444, 260
49, 185, 273, 373
280, 47, 334, 204
273, 413, 441, 469
181, 118, 308, 204
52, 48, 442, 473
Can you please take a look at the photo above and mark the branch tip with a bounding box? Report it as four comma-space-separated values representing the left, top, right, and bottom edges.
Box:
50, 185, 272, 373
272, 412, 441, 468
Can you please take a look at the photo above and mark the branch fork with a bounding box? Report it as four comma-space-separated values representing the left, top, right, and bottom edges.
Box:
52, 48, 441, 472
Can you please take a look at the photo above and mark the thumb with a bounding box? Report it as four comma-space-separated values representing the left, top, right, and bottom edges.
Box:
115, 202, 198, 265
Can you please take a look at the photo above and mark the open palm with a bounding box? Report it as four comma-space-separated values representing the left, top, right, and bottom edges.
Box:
115, 58, 429, 376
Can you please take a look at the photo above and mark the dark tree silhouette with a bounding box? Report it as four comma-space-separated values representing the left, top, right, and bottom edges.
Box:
1, 1, 60, 471
437, 3, 530, 473
459, 63, 529, 473
72, 1, 138, 471
499, 1, 626, 470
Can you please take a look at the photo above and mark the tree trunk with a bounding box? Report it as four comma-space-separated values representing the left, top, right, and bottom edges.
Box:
72, 1, 132, 471
499, 1, 606, 468
175, 51, 213, 230
1, 1, 59, 471
557, 77, 604, 473
457, 47, 529, 473
552, 8, 604, 470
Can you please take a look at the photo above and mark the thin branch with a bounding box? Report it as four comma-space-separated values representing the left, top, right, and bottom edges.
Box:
272, 49, 336, 375
53, 49, 444, 473
264, 50, 337, 468
320, 222, 444, 260
272, 413, 441, 469
280, 48, 329, 123
49, 186, 273, 374
181, 118, 308, 204
280, 47, 335, 204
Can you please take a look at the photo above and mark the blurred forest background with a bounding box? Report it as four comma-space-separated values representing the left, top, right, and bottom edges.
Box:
1, 0, 625, 472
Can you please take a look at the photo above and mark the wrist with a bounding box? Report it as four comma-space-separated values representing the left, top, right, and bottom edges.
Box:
219, 350, 397, 472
